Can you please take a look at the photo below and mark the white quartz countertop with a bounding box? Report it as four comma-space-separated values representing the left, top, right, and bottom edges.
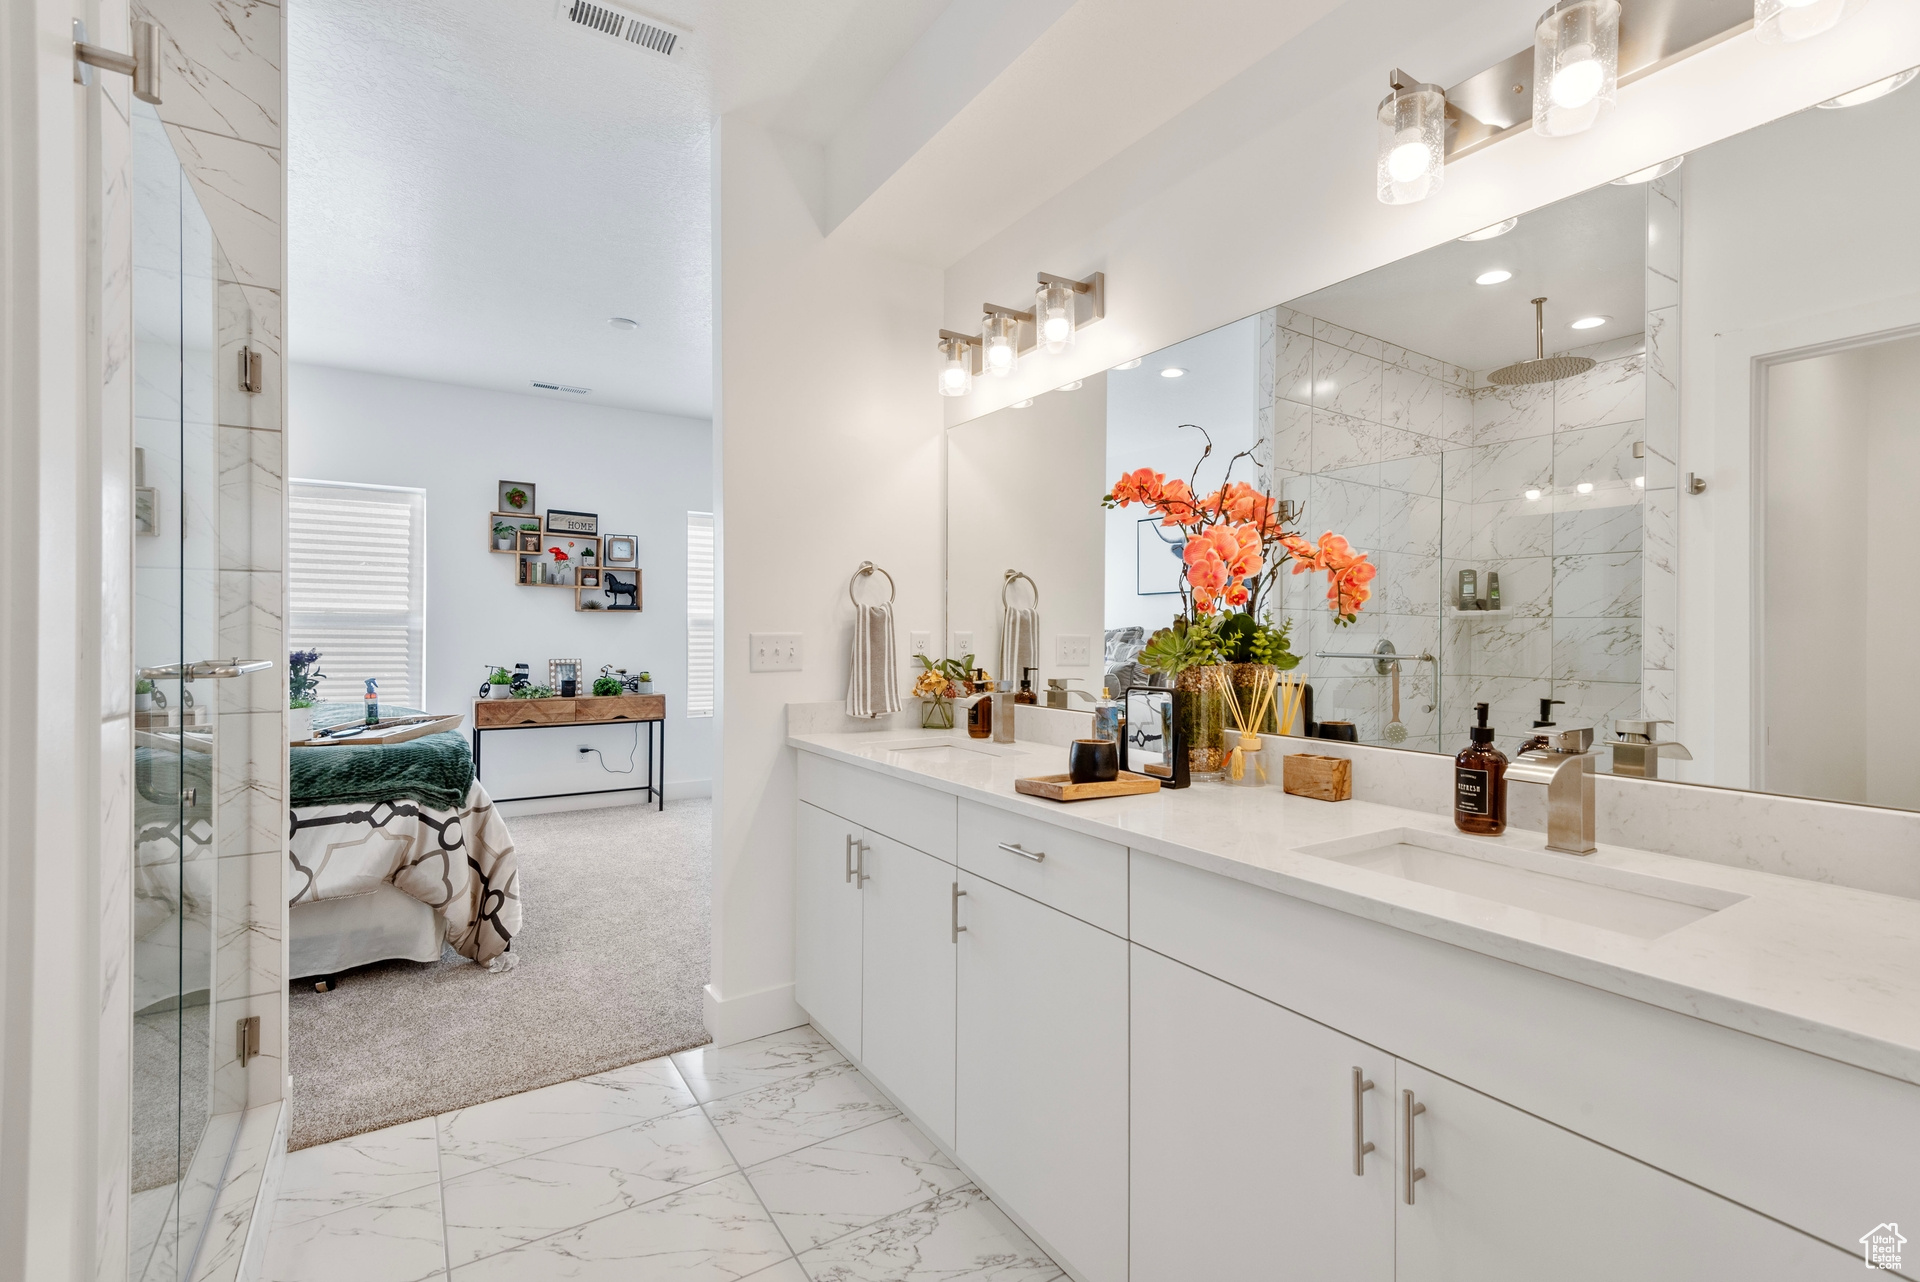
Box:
790, 727, 1920, 1088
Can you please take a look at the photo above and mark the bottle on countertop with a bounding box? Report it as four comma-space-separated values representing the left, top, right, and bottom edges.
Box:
363, 677, 380, 726
1517, 697, 1565, 756
1091, 686, 1122, 743
1454, 701, 1508, 835
1015, 667, 1038, 705
967, 682, 993, 739
991, 680, 1017, 744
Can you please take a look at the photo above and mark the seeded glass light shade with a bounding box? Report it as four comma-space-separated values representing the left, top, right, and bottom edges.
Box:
938, 337, 972, 397
1755, 0, 1865, 43
1035, 281, 1076, 354
1534, 0, 1619, 138
982, 313, 1019, 377
1376, 82, 1446, 205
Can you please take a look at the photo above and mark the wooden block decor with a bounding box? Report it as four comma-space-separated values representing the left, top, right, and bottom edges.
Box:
1282, 753, 1353, 802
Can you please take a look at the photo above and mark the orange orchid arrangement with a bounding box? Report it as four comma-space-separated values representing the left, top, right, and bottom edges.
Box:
1105, 427, 1373, 626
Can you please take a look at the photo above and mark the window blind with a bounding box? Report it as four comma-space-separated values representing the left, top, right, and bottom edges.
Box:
687, 511, 714, 718
288, 481, 426, 707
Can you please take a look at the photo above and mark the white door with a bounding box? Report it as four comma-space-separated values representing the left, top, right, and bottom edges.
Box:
1130, 945, 1394, 1281
794, 801, 863, 1058
1394, 1061, 1858, 1281
955, 872, 1128, 1282
859, 831, 956, 1146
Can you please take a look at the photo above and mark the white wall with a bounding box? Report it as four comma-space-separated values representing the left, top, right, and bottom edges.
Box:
709, 118, 945, 1044
287, 364, 713, 801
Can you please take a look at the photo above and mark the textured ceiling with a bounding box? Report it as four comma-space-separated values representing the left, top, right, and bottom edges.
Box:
287, 0, 948, 417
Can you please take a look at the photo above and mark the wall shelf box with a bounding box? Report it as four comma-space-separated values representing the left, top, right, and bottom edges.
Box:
490, 506, 638, 612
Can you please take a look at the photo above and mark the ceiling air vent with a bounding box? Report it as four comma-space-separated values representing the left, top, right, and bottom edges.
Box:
558, 0, 688, 61
531, 381, 591, 395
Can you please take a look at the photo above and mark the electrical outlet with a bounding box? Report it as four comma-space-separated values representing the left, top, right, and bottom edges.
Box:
1056, 634, 1091, 666
749, 632, 803, 672
910, 630, 931, 657
952, 631, 974, 658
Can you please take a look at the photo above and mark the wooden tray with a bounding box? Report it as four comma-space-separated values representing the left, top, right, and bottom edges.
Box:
294, 713, 464, 747
1014, 772, 1162, 802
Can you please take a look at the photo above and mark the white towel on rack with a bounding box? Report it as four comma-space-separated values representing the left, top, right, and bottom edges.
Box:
999, 606, 1037, 686
846, 603, 901, 719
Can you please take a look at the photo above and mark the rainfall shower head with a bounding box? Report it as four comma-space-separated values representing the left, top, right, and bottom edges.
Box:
1486, 298, 1597, 386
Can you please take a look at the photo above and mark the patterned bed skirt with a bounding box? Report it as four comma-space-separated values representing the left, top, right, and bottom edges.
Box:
288, 781, 520, 965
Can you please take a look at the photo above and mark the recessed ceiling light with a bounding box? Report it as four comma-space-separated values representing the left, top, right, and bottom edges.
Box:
1010, 398, 1035, 409
1576, 481, 1595, 494
1458, 218, 1518, 242
1610, 156, 1684, 185
608, 317, 638, 330
1113, 358, 1144, 370
1569, 315, 1609, 330
1524, 488, 1542, 501
1475, 270, 1512, 285
1818, 68, 1918, 109
1160, 367, 1187, 378
1057, 380, 1084, 391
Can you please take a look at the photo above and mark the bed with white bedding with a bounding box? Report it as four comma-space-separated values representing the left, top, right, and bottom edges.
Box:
288, 703, 520, 978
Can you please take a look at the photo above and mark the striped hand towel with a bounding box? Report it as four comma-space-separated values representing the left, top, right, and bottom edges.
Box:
999, 606, 1037, 687
846, 603, 902, 719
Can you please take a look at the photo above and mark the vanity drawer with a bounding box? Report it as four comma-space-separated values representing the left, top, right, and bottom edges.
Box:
796, 752, 956, 861
958, 799, 1126, 935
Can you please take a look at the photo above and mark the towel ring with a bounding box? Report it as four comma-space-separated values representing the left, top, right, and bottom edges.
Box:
849, 561, 895, 607
1002, 569, 1038, 610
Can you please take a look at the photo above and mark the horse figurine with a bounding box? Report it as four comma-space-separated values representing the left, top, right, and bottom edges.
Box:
604, 575, 639, 609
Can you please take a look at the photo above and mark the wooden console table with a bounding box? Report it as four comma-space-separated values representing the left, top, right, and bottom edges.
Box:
471, 693, 665, 810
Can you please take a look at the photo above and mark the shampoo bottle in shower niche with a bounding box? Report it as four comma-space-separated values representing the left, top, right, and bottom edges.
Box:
1454, 702, 1507, 835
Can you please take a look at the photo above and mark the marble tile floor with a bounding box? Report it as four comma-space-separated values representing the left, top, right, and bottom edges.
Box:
261, 1025, 1064, 1281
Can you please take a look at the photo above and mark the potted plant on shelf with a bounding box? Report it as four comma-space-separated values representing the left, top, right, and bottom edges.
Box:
288, 649, 326, 741
912, 654, 974, 730
492, 520, 517, 551
135, 677, 152, 713
1106, 426, 1374, 775
636, 671, 652, 693
486, 667, 514, 699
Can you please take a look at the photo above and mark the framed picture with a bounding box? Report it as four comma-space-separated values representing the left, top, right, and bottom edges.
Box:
603, 534, 638, 567
517, 530, 542, 553
498, 480, 537, 514
548, 658, 581, 689
578, 568, 601, 589
1137, 518, 1186, 596
546, 508, 599, 535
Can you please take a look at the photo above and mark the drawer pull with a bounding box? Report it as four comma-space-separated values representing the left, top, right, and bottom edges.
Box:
1352, 1068, 1375, 1175
1403, 1089, 1427, 1205
844, 833, 856, 884
856, 839, 871, 887
996, 841, 1045, 862
951, 882, 967, 942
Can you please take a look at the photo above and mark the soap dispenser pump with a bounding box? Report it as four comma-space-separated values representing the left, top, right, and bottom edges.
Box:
1454, 702, 1508, 835
1517, 697, 1565, 756
1015, 667, 1038, 706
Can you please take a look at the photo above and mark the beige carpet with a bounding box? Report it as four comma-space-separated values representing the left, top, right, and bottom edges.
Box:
287, 799, 711, 1150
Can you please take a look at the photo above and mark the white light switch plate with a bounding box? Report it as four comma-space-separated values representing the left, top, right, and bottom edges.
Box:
749, 633, 803, 672
909, 631, 931, 657
1057, 634, 1091, 666
952, 631, 974, 658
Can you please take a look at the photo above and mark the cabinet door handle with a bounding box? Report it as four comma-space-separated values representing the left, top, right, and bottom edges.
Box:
1403, 1089, 1427, 1205
856, 839, 871, 887
951, 882, 967, 942
996, 841, 1045, 862
1352, 1068, 1375, 1175
844, 833, 856, 884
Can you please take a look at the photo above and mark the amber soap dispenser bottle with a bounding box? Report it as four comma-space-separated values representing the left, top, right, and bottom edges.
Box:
1454, 702, 1508, 834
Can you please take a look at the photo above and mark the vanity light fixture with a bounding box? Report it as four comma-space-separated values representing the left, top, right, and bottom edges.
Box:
946, 272, 1106, 379
1476, 269, 1513, 285
1569, 315, 1610, 329
1525, 488, 1543, 501
1057, 380, 1084, 391
1818, 68, 1918, 108
1458, 218, 1519, 241
1610, 156, 1683, 184
937, 331, 981, 397
1113, 358, 1144, 370
1756, 0, 1866, 45
1160, 367, 1187, 379
981, 309, 1025, 378
1376, 73, 1447, 205
1534, 0, 1619, 137
1577, 481, 1595, 494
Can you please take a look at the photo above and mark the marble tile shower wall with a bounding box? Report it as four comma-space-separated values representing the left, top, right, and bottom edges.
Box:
1642, 174, 1682, 731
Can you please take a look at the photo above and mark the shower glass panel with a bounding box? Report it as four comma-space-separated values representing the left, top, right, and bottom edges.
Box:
129, 99, 226, 1282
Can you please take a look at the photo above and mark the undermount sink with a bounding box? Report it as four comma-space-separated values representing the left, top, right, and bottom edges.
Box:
1295, 828, 1747, 940
855, 738, 1020, 763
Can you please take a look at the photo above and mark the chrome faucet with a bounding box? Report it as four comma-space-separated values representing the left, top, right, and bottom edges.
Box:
1044, 678, 1098, 709
1606, 718, 1693, 778
1509, 727, 1599, 855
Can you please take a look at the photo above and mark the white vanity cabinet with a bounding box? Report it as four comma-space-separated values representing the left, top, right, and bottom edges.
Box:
859, 829, 956, 1145
793, 799, 865, 1058
955, 870, 1129, 1282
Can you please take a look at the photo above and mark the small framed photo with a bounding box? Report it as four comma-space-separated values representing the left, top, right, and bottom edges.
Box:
498, 480, 537, 515
517, 530, 542, 553
578, 568, 601, 589
603, 534, 638, 567
549, 658, 581, 690
545, 508, 599, 535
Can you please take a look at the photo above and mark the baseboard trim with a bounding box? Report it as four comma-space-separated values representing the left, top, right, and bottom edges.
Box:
237, 1101, 289, 1282
702, 981, 806, 1047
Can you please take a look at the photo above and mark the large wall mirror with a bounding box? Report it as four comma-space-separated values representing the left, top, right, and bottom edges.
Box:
947, 62, 1920, 811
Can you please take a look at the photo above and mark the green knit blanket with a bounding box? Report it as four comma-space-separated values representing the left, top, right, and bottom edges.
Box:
290, 702, 474, 811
